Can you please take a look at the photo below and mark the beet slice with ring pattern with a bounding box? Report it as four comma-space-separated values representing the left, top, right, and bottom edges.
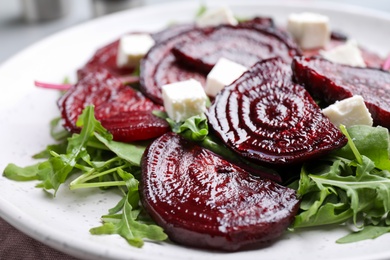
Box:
208, 57, 347, 166
139, 28, 207, 105
171, 25, 301, 74
140, 132, 300, 251
140, 24, 300, 104
78, 39, 134, 79
58, 68, 169, 142
292, 56, 390, 128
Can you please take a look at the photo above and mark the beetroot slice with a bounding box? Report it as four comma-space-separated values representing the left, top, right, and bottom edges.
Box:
139, 29, 207, 104
292, 56, 390, 128
301, 37, 384, 69
78, 39, 134, 79
208, 57, 347, 166
239, 16, 275, 28
171, 25, 301, 74
151, 23, 195, 43
141, 132, 300, 251
58, 68, 169, 142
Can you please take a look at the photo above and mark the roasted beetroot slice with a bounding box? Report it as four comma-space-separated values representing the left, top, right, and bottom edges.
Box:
58, 68, 169, 141
208, 58, 347, 166
239, 16, 275, 28
171, 25, 301, 74
292, 56, 390, 128
78, 39, 134, 79
151, 23, 195, 43
140, 29, 207, 104
98, 111, 169, 142
141, 132, 300, 251
301, 38, 384, 68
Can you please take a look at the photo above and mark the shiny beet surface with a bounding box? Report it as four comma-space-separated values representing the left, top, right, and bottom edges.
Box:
292, 56, 390, 128
78, 39, 134, 79
140, 132, 300, 251
151, 23, 195, 43
172, 25, 301, 74
139, 28, 207, 104
58, 68, 169, 142
208, 58, 347, 166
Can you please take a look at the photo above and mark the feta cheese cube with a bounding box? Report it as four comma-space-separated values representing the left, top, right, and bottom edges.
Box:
196, 6, 238, 28
320, 40, 366, 67
205, 57, 247, 97
116, 33, 155, 68
162, 79, 207, 122
322, 95, 373, 128
287, 12, 330, 49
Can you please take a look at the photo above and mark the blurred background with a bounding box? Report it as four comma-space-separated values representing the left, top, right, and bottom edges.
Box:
0, 0, 389, 63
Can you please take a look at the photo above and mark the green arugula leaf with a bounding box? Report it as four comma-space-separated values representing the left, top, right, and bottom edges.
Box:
3, 163, 40, 181
337, 225, 390, 243
90, 174, 167, 247
293, 125, 390, 243
94, 133, 146, 166
332, 125, 390, 171
168, 113, 209, 142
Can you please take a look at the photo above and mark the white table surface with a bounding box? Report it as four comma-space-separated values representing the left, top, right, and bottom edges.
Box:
0, 0, 389, 64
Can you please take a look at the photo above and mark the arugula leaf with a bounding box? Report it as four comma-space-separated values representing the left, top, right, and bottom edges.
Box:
332, 125, 390, 171
49, 116, 70, 141
90, 171, 167, 247
3, 163, 40, 181
293, 125, 390, 243
167, 113, 209, 142
94, 133, 146, 166
337, 225, 390, 243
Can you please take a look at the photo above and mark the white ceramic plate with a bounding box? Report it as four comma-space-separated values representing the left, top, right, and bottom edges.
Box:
1, 1, 389, 259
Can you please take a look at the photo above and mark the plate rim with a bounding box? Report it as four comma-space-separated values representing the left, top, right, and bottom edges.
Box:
1, 0, 390, 259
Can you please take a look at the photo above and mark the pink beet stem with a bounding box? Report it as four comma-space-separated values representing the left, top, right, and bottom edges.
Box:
34, 80, 72, 90
119, 75, 140, 84
383, 54, 390, 71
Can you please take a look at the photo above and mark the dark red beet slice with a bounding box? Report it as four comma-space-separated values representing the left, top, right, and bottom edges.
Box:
239, 16, 275, 28
141, 132, 300, 251
292, 56, 390, 128
151, 23, 195, 43
171, 25, 301, 74
58, 68, 169, 142
301, 36, 384, 69
78, 39, 134, 79
139, 29, 207, 104
208, 57, 347, 166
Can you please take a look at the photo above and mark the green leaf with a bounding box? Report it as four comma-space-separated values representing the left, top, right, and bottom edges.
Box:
294, 125, 390, 243
94, 133, 146, 166
337, 225, 390, 243
90, 193, 167, 247
3, 163, 40, 181
195, 4, 207, 17
32, 142, 68, 159
49, 117, 70, 141
333, 125, 390, 171
168, 113, 208, 142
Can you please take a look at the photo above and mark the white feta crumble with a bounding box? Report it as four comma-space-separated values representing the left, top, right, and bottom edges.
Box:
162, 79, 207, 122
205, 57, 247, 97
322, 95, 373, 128
287, 12, 330, 49
116, 33, 155, 68
196, 6, 238, 28
320, 39, 366, 67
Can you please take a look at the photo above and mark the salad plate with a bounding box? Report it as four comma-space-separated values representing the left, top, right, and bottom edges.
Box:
0, 0, 390, 259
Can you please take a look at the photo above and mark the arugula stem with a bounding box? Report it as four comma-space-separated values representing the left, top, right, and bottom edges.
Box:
70, 165, 127, 188
70, 181, 127, 190
340, 125, 363, 165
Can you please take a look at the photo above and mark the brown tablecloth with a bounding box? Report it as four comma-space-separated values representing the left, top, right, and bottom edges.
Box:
0, 217, 79, 259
